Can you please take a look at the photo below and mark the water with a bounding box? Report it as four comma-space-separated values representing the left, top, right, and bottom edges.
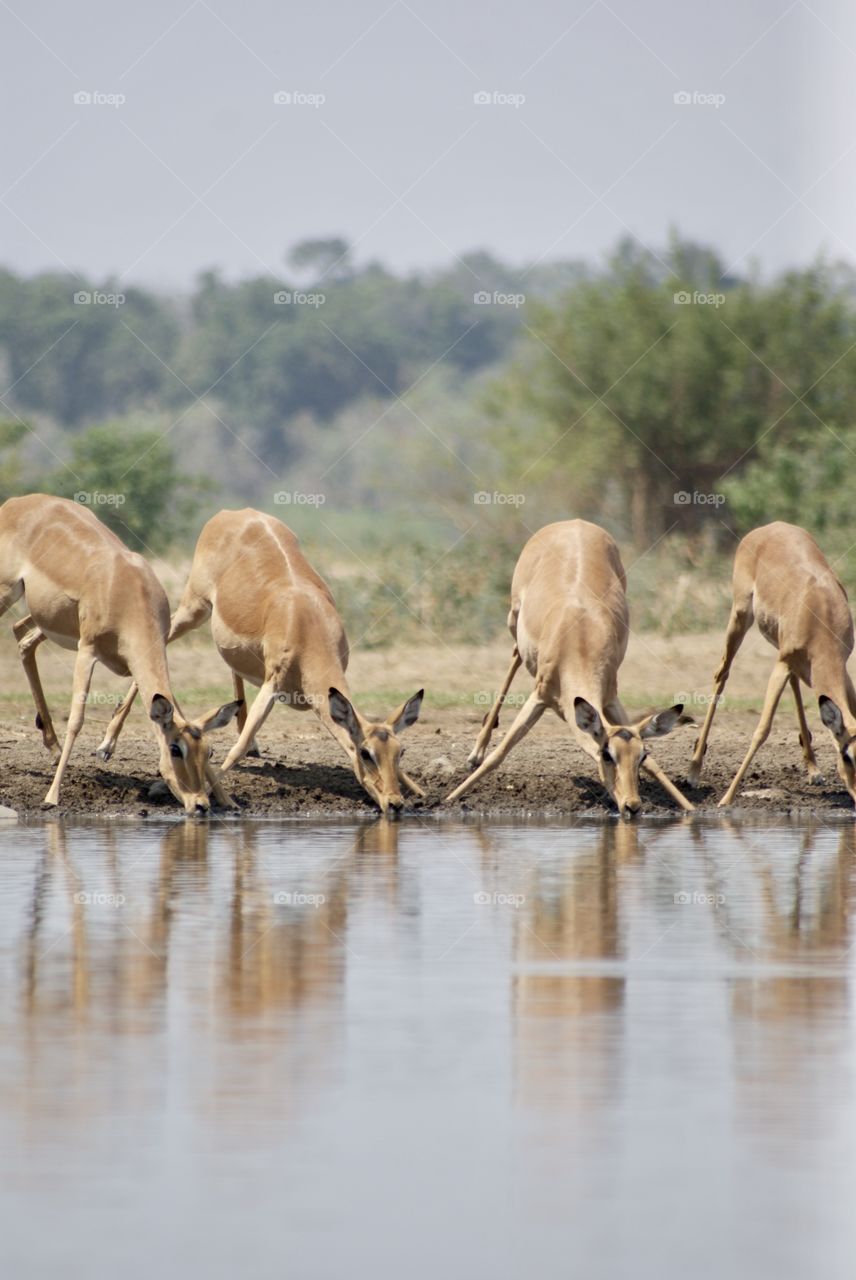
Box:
1, 814, 855, 1279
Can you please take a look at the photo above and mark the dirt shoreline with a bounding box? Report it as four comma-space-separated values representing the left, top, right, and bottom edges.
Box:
1, 706, 854, 821
1, 630, 854, 820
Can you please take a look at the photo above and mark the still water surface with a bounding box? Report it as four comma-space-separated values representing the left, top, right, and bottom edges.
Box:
1, 815, 855, 1279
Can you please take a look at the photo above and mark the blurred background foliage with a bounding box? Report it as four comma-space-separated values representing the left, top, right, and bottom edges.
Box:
2, 233, 855, 644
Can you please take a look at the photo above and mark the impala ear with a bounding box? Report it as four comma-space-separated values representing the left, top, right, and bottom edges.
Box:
389, 689, 423, 734
819, 695, 846, 739
574, 697, 607, 747
197, 700, 243, 733
329, 687, 362, 743
639, 704, 687, 739
150, 694, 175, 730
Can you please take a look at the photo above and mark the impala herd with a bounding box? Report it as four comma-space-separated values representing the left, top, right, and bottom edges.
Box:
1, 494, 854, 820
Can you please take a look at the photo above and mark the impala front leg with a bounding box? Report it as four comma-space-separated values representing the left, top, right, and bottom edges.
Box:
221, 679, 279, 771
232, 673, 262, 757
688, 597, 753, 785
468, 647, 523, 766
719, 659, 790, 807
205, 759, 236, 809
447, 692, 546, 803
641, 755, 695, 812
96, 681, 138, 760
44, 645, 97, 807
399, 768, 425, 797
12, 615, 59, 759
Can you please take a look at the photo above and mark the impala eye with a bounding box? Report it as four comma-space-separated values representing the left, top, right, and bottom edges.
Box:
360, 748, 374, 764
170, 743, 183, 759
601, 749, 612, 764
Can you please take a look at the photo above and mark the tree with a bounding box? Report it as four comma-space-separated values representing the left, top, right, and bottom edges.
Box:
492, 243, 856, 544
47, 420, 209, 552
288, 237, 352, 283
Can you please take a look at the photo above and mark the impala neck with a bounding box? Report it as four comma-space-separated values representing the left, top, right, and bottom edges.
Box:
130, 653, 179, 723
812, 656, 856, 727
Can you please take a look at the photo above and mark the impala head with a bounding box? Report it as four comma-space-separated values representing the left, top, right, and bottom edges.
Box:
328, 687, 424, 816
574, 697, 686, 819
818, 696, 856, 803
150, 694, 243, 816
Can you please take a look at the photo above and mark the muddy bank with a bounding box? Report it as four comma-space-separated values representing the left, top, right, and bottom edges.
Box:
1, 706, 853, 820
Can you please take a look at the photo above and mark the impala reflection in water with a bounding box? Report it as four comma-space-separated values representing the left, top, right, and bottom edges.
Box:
1, 816, 855, 1280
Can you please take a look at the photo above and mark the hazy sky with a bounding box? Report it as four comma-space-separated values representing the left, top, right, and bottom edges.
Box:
2, 0, 853, 286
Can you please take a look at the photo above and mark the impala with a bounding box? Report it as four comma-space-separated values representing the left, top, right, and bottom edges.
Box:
0, 495, 241, 812
446, 520, 693, 817
687, 521, 856, 806
96, 509, 425, 815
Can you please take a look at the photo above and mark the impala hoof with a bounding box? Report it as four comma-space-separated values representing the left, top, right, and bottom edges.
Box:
95, 745, 113, 762
686, 763, 702, 787
808, 772, 825, 785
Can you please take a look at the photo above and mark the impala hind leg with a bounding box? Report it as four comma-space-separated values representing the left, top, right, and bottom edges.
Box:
12, 615, 60, 759
688, 596, 753, 785
790, 675, 823, 782
43, 645, 97, 807
467, 647, 522, 766
220, 679, 279, 771
446, 692, 546, 804
719, 660, 790, 807
233, 674, 261, 757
